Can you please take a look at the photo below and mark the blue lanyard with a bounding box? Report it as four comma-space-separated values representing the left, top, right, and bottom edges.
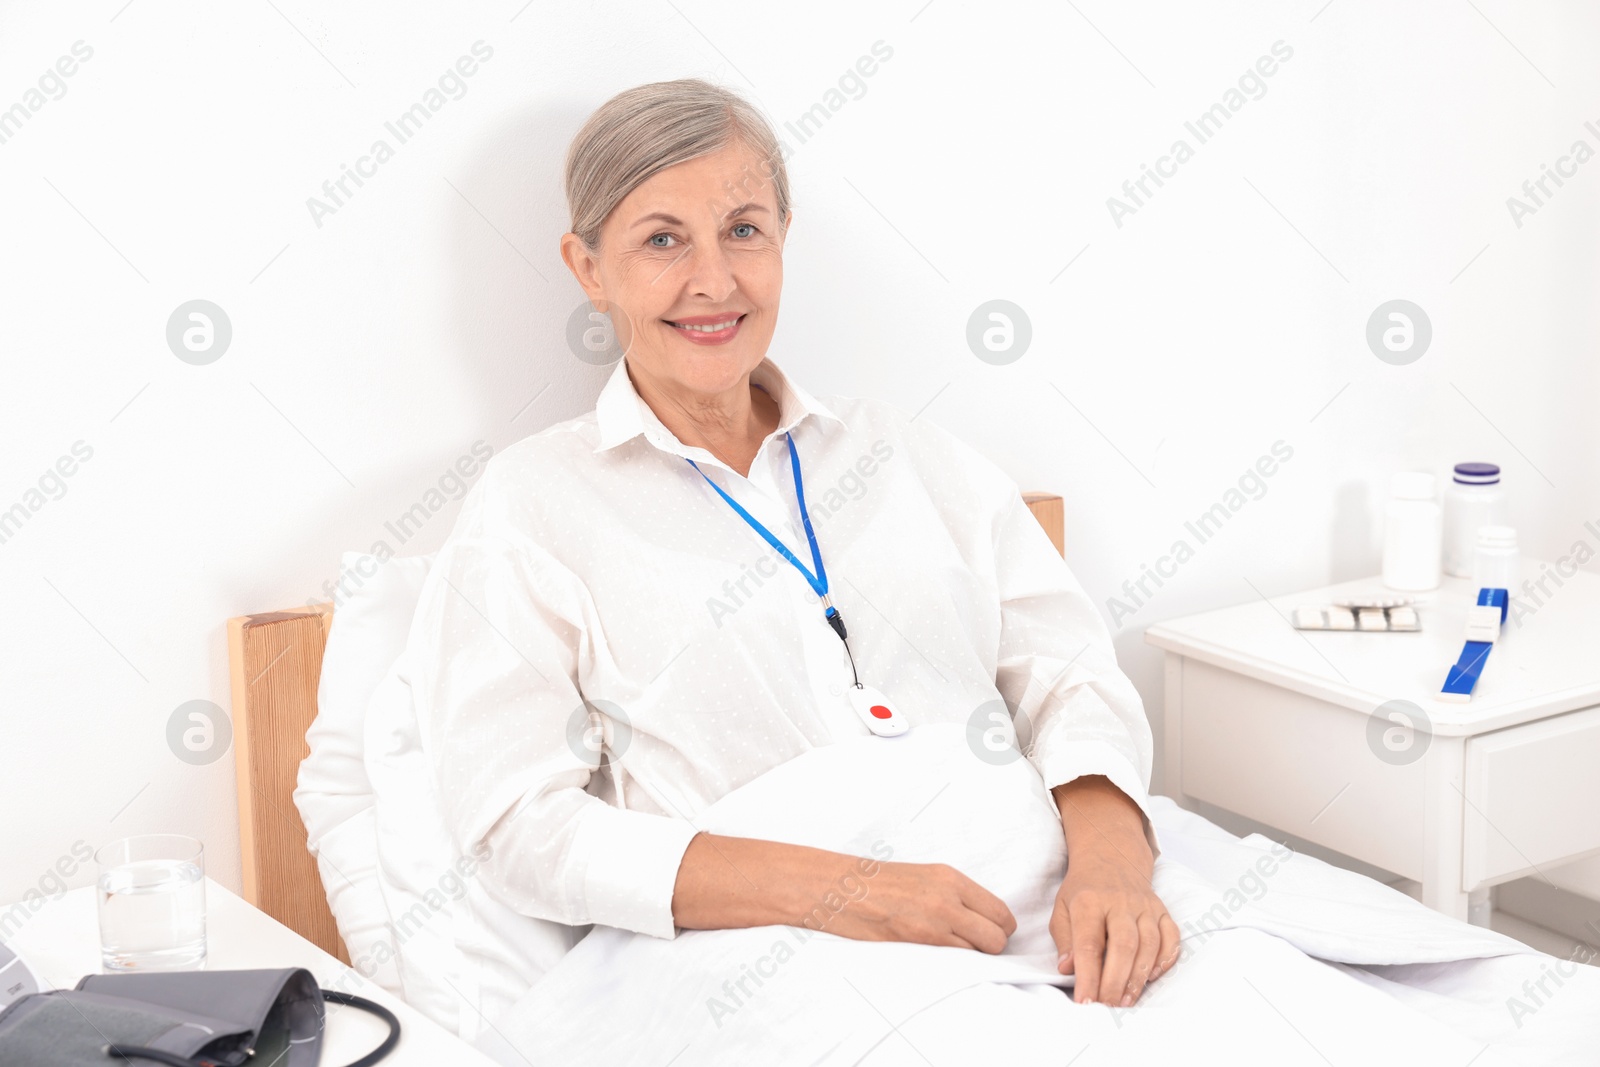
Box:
685, 433, 850, 646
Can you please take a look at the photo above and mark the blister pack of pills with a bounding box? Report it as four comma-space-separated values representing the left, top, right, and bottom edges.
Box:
1291, 596, 1421, 632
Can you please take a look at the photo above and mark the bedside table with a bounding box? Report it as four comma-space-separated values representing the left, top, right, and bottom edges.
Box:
1145, 558, 1600, 925
3, 877, 501, 1066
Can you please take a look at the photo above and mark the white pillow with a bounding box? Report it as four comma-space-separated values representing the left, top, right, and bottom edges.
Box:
361, 658, 459, 1017
295, 550, 436, 992
295, 548, 588, 1042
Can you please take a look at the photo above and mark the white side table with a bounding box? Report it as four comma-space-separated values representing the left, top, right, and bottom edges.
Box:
3, 877, 500, 1066
1145, 559, 1600, 924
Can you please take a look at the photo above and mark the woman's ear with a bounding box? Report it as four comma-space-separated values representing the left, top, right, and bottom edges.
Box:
559, 231, 607, 311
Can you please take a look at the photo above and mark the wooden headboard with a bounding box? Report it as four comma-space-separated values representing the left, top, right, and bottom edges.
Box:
226, 492, 1066, 959
226, 603, 345, 962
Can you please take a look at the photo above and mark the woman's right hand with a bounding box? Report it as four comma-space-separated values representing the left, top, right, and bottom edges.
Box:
672, 832, 1017, 954
805, 856, 1018, 953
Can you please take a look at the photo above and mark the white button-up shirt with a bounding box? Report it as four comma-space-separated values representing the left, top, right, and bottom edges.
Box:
406, 355, 1158, 940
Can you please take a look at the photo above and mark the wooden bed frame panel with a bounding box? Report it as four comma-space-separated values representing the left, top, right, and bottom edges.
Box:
1022, 492, 1064, 556
226, 603, 348, 963
226, 494, 1066, 959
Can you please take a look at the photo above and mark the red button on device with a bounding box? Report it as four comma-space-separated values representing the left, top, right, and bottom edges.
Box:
869, 705, 893, 719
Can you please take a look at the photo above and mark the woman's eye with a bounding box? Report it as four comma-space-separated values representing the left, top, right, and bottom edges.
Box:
648, 224, 755, 248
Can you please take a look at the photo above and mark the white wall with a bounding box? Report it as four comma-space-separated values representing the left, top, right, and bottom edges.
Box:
3, 0, 1597, 914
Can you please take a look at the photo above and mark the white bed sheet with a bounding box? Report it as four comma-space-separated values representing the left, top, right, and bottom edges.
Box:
475, 724, 1600, 1066
846, 946, 1600, 1067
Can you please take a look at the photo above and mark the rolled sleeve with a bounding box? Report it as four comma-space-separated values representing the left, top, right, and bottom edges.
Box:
987, 484, 1162, 861
406, 490, 698, 938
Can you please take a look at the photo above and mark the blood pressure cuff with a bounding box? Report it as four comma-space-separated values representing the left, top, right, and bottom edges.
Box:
0, 966, 396, 1067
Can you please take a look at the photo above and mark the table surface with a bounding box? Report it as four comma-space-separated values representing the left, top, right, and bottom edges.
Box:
4, 877, 501, 1066
1144, 558, 1600, 736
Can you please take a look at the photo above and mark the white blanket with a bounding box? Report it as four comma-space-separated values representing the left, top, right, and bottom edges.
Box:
478, 724, 1600, 1065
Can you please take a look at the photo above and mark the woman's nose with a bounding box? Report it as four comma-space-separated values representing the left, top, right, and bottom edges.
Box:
680, 238, 738, 300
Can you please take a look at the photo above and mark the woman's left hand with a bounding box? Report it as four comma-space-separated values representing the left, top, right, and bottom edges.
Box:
1048, 776, 1181, 1008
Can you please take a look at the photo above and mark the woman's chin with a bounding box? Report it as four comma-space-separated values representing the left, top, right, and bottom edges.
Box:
657, 335, 765, 376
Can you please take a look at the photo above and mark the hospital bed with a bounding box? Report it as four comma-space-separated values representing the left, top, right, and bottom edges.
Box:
224, 492, 1600, 1064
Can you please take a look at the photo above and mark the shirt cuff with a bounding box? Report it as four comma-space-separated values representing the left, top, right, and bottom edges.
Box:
1031, 740, 1162, 862
572, 801, 702, 939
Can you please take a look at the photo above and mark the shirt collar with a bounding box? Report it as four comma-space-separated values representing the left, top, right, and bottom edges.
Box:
593, 354, 843, 457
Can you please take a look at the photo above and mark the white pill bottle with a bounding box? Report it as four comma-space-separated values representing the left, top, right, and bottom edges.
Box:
1442, 462, 1507, 577
1382, 471, 1442, 591
1472, 525, 1520, 590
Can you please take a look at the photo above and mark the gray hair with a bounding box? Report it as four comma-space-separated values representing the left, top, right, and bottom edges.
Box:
564, 78, 791, 253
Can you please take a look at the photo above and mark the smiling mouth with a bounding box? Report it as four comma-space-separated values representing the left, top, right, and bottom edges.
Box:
665, 315, 746, 333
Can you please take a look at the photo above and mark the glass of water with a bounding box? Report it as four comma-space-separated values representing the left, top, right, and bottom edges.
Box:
95, 834, 207, 972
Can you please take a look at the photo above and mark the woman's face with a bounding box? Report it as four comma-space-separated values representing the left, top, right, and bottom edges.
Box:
561, 139, 789, 401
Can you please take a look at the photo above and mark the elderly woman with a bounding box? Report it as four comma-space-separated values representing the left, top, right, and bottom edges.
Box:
411, 77, 1178, 1020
